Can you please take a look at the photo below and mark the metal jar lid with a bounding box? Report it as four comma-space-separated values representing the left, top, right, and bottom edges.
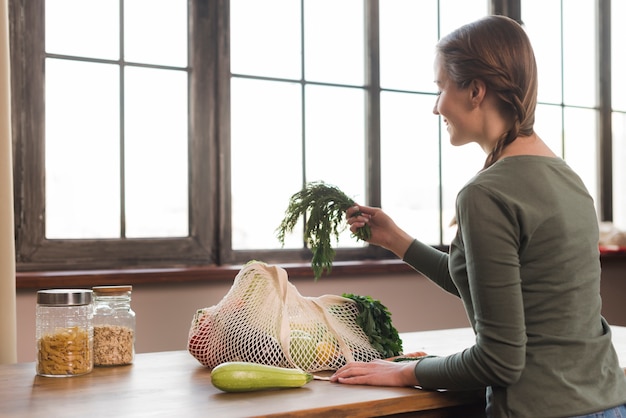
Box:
37, 289, 93, 306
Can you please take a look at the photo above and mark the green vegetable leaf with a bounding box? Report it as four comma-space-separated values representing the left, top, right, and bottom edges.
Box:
276, 181, 371, 280
342, 293, 403, 358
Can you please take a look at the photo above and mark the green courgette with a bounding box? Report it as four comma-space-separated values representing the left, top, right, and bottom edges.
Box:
210, 362, 313, 392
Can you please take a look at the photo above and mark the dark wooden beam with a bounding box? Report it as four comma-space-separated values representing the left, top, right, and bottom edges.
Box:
490, 0, 522, 24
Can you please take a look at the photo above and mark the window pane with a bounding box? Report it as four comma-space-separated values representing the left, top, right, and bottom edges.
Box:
563, 107, 598, 203
613, 0, 626, 112
230, 0, 301, 79
523, 0, 563, 104
124, 67, 188, 238
562, 1, 596, 107
526, 0, 597, 107
524, 0, 599, 211
378, 0, 488, 246
230, 78, 303, 250
45, 59, 120, 239
381, 92, 441, 244
438, 0, 489, 37
304, 0, 364, 85
441, 128, 486, 244
613, 112, 626, 230
379, 0, 438, 92
45, 0, 119, 60
305, 85, 365, 248
124, 0, 187, 67
379, 0, 487, 93
534, 104, 563, 156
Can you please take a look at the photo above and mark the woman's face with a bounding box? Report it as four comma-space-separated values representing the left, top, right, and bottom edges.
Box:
432, 55, 476, 147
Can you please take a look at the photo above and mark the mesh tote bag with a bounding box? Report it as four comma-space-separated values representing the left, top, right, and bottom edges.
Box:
188, 261, 382, 371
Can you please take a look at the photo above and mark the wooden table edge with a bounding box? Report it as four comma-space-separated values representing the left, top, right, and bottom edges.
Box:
254, 387, 485, 418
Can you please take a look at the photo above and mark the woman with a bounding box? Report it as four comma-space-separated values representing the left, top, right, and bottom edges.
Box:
330, 15, 626, 418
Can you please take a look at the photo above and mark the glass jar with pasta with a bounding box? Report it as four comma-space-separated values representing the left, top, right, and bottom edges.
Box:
36, 289, 93, 377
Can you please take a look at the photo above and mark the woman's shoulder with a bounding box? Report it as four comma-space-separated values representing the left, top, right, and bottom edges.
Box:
479, 155, 572, 182
459, 156, 577, 201
492, 155, 566, 169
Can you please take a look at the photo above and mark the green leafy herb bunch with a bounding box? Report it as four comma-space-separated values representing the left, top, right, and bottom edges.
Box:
276, 181, 371, 280
343, 293, 403, 358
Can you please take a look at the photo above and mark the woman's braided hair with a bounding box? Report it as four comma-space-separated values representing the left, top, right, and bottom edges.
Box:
436, 15, 538, 170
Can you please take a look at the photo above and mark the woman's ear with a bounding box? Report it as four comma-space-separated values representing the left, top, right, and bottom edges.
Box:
469, 79, 487, 107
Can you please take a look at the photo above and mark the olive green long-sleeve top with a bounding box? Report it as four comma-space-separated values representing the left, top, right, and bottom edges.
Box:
403, 156, 626, 418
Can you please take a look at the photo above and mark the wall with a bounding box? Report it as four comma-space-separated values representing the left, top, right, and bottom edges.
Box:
16, 271, 469, 363
599, 259, 626, 326
15, 259, 626, 363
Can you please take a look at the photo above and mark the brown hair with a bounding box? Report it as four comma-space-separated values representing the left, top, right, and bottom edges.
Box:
436, 15, 538, 170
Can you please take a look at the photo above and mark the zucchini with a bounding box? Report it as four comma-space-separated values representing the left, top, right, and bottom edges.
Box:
211, 362, 313, 392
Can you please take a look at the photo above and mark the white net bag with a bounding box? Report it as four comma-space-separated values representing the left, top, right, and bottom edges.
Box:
188, 261, 383, 371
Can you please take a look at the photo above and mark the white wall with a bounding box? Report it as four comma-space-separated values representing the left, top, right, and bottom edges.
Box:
16, 260, 626, 364
16, 271, 469, 363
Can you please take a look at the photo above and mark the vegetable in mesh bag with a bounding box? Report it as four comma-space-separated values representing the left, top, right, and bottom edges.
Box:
343, 293, 403, 358
187, 260, 383, 372
276, 181, 372, 280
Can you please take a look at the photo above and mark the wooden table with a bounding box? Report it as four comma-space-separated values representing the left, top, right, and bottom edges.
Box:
401, 326, 626, 368
2, 327, 625, 418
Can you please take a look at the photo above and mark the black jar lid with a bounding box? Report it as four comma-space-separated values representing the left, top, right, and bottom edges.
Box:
37, 289, 93, 306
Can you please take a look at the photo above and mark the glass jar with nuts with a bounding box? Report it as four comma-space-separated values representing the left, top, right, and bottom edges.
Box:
92, 285, 136, 366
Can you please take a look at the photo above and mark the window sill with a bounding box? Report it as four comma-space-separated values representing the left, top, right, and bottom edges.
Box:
15, 259, 416, 290
16, 251, 626, 290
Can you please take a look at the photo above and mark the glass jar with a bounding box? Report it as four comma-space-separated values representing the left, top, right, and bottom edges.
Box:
36, 289, 93, 377
92, 285, 136, 366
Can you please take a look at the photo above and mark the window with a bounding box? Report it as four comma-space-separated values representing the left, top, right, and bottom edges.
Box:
522, 0, 624, 228
44, 1, 189, 240
10, 0, 623, 276
228, 0, 488, 254
611, 0, 626, 228
522, 0, 597, 208
12, 0, 215, 272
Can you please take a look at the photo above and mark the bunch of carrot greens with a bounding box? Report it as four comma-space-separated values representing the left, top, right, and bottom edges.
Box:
276, 181, 371, 280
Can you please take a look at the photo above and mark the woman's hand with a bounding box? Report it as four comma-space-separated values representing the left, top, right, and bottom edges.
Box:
346, 205, 414, 258
330, 359, 420, 387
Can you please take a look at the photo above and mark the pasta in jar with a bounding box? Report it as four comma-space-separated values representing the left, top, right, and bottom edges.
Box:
37, 326, 92, 376
36, 289, 93, 377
